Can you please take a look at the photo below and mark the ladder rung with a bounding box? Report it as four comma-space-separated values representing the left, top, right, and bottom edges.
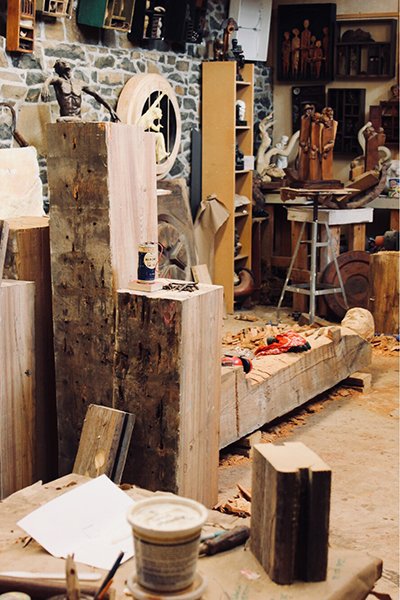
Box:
299, 240, 331, 247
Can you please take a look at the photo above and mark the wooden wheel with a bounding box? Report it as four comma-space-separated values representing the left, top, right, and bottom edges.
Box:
117, 74, 181, 179
321, 250, 370, 319
158, 215, 196, 281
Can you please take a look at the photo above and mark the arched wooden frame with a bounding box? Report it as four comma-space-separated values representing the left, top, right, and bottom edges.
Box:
117, 74, 182, 179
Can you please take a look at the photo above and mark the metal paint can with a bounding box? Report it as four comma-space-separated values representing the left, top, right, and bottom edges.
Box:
137, 242, 158, 282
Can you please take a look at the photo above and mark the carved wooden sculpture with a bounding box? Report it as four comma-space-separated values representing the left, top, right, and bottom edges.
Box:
309, 112, 322, 180
298, 104, 314, 180
320, 107, 338, 180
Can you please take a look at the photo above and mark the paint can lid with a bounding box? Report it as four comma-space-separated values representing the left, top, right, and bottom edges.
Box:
127, 496, 208, 539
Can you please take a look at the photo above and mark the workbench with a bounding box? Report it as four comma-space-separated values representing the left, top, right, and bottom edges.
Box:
0, 474, 383, 599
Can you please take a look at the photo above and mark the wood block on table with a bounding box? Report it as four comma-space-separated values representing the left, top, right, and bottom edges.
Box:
114, 283, 223, 507
73, 404, 135, 483
3, 216, 56, 481
47, 122, 157, 475
251, 442, 331, 584
0, 280, 35, 499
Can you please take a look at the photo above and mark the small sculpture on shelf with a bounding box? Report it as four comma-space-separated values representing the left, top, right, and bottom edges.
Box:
235, 100, 247, 126
235, 144, 244, 170
231, 38, 245, 80
41, 60, 120, 122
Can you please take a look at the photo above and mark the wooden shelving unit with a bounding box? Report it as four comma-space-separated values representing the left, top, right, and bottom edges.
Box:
370, 100, 399, 146
327, 88, 366, 156
77, 0, 135, 31
202, 61, 254, 313
335, 19, 397, 79
36, 0, 73, 18
6, 0, 36, 53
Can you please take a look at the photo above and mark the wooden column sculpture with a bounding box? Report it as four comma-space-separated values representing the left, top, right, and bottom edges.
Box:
114, 284, 223, 506
47, 122, 157, 474
251, 442, 331, 584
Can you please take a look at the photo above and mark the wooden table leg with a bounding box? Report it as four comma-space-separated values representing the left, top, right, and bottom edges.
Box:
347, 223, 366, 252
291, 221, 308, 312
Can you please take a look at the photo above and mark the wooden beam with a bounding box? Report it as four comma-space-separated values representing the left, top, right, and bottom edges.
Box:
3, 216, 56, 481
251, 442, 331, 584
114, 283, 223, 506
0, 280, 35, 499
219, 326, 372, 449
73, 404, 135, 483
47, 122, 157, 475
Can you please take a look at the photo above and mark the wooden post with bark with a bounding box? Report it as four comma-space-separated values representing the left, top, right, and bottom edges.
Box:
369, 251, 399, 334
47, 122, 157, 475
114, 284, 223, 507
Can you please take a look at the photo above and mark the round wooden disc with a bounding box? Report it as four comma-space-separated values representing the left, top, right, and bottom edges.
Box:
321, 250, 370, 319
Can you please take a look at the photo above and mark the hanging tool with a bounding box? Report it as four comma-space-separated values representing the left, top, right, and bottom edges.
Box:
199, 526, 250, 556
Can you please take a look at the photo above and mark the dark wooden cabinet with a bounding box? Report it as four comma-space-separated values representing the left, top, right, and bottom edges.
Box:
6, 0, 36, 52
128, 0, 207, 49
77, 0, 135, 31
291, 85, 326, 133
328, 88, 366, 156
370, 101, 399, 146
335, 19, 397, 79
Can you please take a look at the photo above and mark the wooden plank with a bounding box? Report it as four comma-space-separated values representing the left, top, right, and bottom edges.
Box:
390, 209, 399, 231
114, 283, 223, 506
347, 223, 366, 252
0, 221, 10, 282
73, 404, 135, 483
47, 122, 157, 475
192, 264, 212, 284
219, 327, 372, 449
0, 280, 35, 499
251, 442, 331, 584
2, 216, 57, 482
369, 251, 399, 334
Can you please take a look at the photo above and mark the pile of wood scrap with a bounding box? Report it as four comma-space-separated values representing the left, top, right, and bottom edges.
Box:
214, 483, 251, 518
371, 335, 400, 356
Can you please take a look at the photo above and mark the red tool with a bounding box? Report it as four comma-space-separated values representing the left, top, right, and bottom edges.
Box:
221, 356, 252, 373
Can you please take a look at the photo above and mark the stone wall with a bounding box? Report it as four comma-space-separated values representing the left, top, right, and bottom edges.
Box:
0, 0, 272, 207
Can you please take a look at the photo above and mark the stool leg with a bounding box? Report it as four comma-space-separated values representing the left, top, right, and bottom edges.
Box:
309, 219, 318, 324
324, 222, 349, 309
277, 221, 306, 320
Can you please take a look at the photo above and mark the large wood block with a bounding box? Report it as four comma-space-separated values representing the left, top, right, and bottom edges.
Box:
0, 280, 35, 499
369, 251, 399, 334
219, 327, 371, 449
47, 122, 157, 475
114, 283, 223, 507
251, 442, 331, 584
3, 217, 56, 481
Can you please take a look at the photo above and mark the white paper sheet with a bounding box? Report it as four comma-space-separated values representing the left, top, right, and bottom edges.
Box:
17, 475, 135, 570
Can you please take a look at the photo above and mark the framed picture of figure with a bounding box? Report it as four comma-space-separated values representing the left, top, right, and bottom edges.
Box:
277, 3, 336, 83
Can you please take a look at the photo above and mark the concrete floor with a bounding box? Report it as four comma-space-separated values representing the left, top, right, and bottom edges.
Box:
219, 310, 399, 599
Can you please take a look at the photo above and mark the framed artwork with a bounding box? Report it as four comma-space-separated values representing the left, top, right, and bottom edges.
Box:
229, 0, 273, 62
277, 3, 336, 83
